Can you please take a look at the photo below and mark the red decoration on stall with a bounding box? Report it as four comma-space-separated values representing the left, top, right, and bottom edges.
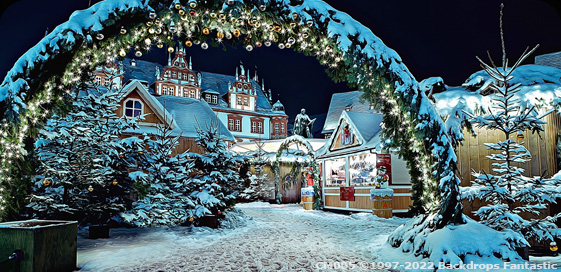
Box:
340, 187, 355, 201
306, 173, 314, 186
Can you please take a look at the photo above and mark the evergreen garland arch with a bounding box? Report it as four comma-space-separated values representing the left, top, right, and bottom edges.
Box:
0, 0, 463, 229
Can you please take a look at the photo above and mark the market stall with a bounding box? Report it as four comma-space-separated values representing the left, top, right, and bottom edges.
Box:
316, 111, 412, 213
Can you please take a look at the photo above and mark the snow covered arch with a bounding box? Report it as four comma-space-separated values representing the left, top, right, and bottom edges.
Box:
0, 0, 463, 227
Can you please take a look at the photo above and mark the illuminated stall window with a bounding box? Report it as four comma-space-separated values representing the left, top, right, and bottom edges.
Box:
349, 153, 377, 186
324, 157, 347, 187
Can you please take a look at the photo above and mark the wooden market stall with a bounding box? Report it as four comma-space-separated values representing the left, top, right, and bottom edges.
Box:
316, 111, 413, 214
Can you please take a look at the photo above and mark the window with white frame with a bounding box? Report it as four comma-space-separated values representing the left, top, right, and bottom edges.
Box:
281, 123, 285, 134
162, 86, 167, 95
228, 119, 234, 131
124, 99, 143, 118
237, 97, 242, 105
205, 94, 212, 103
274, 123, 279, 134
189, 90, 195, 98
243, 97, 248, 106
251, 121, 257, 133
212, 95, 218, 104
235, 119, 241, 132
168, 87, 174, 96
95, 76, 102, 86
257, 122, 263, 134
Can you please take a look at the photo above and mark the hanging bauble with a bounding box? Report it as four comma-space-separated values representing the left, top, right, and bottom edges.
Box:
226, 0, 234, 5
199, 188, 203, 192
215, 180, 219, 184
146, 21, 154, 27
174, 3, 182, 9
229, 16, 236, 23
149, 11, 157, 20
245, 45, 253, 52
120, 27, 127, 35
335, 56, 341, 62
112, 179, 118, 186
255, 41, 262, 47
290, 22, 297, 28
278, 43, 285, 49
202, 27, 210, 35
189, 1, 197, 8
181, 14, 189, 21
135, 50, 143, 57
273, 25, 281, 32
96, 33, 104, 40
42, 178, 51, 187
288, 37, 295, 44
194, 40, 201, 44
201, 42, 209, 50
233, 29, 241, 37
292, 12, 299, 20
190, 9, 197, 16
119, 49, 127, 57
259, 4, 266, 11
219, 13, 226, 19
306, 19, 313, 27
217, 211, 222, 215
179, 9, 186, 16
285, 43, 291, 49
302, 33, 309, 38
216, 32, 224, 39
87, 186, 94, 192
157, 42, 164, 48
145, 38, 152, 45
210, 12, 217, 18
551, 242, 558, 252
169, 22, 177, 34
225, 32, 232, 39
185, 40, 193, 47
119, 154, 124, 158
138, 150, 145, 155
188, 217, 194, 222
156, 28, 162, 34
148, 28, 155, 34
264, 40, 271, 47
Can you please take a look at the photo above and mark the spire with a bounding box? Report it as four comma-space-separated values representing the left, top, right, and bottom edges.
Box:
168, 52, 171, 66
261, 79, 265, 91
189, 56, 192, 70
235, 67, 239, 80
246, 67, 250, 81
254, 70, 258, 82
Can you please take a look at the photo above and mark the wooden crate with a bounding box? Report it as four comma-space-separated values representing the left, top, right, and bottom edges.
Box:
0, 220, 77, 272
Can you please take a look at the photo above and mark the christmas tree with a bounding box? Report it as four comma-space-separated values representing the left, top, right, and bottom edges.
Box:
239, 139, 271, 202
121, 121, 196, 227
188, 118, 245, 223
462, 4, 561, 246
29, 79, 140, 224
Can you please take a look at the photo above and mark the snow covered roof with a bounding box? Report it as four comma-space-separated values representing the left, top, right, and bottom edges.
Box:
155, 95, 235, 141
122, 80, 177, 130
230, 138, 327, 154
317, 111, 383, 158
322, 91, 376, 134
201, 89, 220, 95
122, 58, 163, 90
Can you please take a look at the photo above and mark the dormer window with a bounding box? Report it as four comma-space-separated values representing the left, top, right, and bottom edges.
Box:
212, 95, 218, 104
205, 94, 212, 103
124, 99, 143, 118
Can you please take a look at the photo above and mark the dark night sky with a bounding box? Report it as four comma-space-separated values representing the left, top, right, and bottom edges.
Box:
1, 0, 561, 119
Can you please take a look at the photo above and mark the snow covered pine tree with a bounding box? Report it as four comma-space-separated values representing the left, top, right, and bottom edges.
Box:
121, 121, 195, 227
29, 74, 141, 224
462, 4, 561, 251
239, 139, 270, 201
188, 118, 245, 225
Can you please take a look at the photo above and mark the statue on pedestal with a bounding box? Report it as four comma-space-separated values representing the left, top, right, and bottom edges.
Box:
293, 108, 315, 138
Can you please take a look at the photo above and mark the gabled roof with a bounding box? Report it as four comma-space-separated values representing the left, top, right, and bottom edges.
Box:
317, 111, 383, 158
155, 95, 235, 141
122, 80, 177, 130
322, 91, 376, 134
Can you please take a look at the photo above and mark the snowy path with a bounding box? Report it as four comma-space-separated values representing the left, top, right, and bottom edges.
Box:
78, 202, 407, 271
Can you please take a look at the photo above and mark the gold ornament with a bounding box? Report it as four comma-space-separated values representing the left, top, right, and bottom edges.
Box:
273, 25, 281, 32
87, 186, 94, 192
145, 38, 152, 45
233, 29, 241, 37
292, 12, 298, 20
147, 21, 153, 27
290, 22, 296, 28
174, 3, 182, 9
156, 28, 162, 34
120, 27, 127, 35
148, 28, 155, 34
216, 32, 224, 39
551, 242, 558, 252
139, 150, 145, 155
218, 13, 226, 19
119, 49, 127, 57
210, 12, 217, 18
189, 1, 197, 8
188, 217, 194, 222
179, 9, 186, 16
157, 42, 164, 48
185, 40, 193, 47
112, 179, 118, 186
285, 43, 291, 49
42, 178, 51, 186
202, 27, 210, 35
135, 50, 142, 57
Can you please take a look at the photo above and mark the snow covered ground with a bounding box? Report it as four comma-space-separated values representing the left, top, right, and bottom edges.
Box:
77, 203, 560, 271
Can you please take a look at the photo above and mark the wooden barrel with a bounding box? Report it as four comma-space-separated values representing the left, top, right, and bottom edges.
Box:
371, 189, 393, 218
301, 187, 315, 210
390, 186, 413, 213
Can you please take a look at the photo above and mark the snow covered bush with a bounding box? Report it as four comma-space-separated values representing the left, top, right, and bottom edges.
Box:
461, 7, 561, 247
29, 81, 141, 224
